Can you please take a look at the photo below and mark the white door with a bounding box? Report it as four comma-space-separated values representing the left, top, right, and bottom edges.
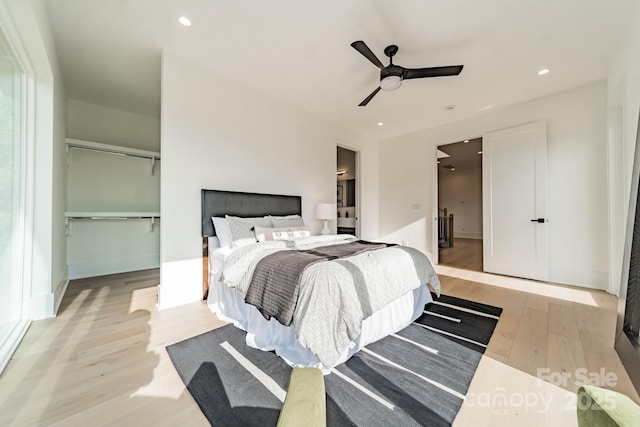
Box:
482, 121, 548, 281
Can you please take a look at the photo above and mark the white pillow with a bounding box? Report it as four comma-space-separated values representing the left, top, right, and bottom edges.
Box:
212, 217, 233, 248
225, 215, 273, 248
270, 215, 305, 228
254, 225, 311, 242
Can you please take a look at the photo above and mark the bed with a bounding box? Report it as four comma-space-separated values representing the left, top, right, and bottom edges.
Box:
201, 189, 441, 372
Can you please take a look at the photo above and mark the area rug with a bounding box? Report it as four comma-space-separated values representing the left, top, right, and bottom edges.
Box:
166, 293, 502, 427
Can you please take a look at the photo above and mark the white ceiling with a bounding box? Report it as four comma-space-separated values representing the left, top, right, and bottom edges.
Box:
438, 138, 482, 173
44, 0, 637, 140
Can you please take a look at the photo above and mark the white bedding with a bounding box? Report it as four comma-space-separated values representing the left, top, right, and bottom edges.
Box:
207, 235, 440, 371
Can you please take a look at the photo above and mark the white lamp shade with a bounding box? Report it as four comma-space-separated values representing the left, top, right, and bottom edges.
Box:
315, 203, 337, 220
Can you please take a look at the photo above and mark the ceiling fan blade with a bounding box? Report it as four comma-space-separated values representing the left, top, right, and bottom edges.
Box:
403, 65, 464, 80
351, 41, 384, 69
359, 87, 381, 106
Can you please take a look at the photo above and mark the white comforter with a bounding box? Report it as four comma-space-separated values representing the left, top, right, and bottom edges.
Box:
219, 235, 441, 366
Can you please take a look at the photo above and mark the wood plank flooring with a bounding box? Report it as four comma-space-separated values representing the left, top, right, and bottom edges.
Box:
439, 238, 483, 272
0, 267, 638, 426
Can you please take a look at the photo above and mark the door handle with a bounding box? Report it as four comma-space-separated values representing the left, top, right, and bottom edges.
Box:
530, 218, 546, 223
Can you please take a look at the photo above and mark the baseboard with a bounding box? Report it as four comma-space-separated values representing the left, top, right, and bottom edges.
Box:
0, 319, 31, 375
30, 292, 54, 320
29, 274, 70, 319
156, 283, 201, 310
68, 254, 160, 280
53, 276, 69, 315
454, 231, 482, 240
549, 266, 608, 290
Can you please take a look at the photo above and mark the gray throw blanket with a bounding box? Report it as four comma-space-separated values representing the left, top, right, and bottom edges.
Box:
245, 240, 394, 326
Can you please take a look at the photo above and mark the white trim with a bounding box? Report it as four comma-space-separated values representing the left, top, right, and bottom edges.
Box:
607, 76, 626, 296
30, 292, 54, 320
549, 266, 608, 291
336, 142, 361, 238
0, 320, 30, 374
0, 1, 36, 371
53, 276, 69, 315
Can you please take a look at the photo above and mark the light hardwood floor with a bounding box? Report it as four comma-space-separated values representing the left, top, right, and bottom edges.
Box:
439, 238, 483, 272
0, 267, 638, 426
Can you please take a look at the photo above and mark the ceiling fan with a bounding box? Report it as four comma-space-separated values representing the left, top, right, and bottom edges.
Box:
350, 40, 464, 106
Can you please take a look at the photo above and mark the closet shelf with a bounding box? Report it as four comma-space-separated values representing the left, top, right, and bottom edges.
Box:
65, 138, 160, 174
64, 212, 160, 236
65, 138, 160, 159
65, 212, 160, 218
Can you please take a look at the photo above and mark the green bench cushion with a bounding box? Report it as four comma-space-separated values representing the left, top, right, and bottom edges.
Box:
577, 385, 640, 427
277, 367, 326, 427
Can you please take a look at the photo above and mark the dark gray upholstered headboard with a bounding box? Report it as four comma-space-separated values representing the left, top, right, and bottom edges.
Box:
201, 189, 302, 237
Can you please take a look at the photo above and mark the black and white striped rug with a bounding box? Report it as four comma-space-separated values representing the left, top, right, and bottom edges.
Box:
167, 293, 502, 427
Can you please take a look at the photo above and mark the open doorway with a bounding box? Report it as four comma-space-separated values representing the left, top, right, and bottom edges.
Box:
437, 138, 483, 271
337, 146, 358, 237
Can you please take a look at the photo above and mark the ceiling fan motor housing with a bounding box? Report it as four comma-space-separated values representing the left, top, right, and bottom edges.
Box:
380, 65, 403, 90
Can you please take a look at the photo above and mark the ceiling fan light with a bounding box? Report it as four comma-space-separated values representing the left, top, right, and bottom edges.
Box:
380, 75, 402, 91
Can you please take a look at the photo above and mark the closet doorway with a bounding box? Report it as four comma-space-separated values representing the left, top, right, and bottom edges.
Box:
436, 138, 483, 271
337, 146, 358, 237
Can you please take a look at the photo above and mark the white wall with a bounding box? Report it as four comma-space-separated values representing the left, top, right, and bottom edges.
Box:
67, 98, 160, 152
159, 51, 378, 308
438, 162, 482, 239
607, 3, 640, 295
380, 82, 608, 290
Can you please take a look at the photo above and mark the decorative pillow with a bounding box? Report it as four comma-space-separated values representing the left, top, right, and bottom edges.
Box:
225, 215, 272, 248
270, 215, 305, 228
254, 225, 311, 242
211, 217, 233, 248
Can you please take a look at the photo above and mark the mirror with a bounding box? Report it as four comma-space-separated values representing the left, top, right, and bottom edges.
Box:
337, 179, 355, 207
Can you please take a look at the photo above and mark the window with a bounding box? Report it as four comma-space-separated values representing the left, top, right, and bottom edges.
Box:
0, 28, 26, 369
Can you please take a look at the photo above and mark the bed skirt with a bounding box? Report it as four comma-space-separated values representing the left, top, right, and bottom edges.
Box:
207, 278, 431, 373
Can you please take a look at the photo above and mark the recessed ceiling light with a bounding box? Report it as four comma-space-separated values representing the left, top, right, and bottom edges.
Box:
179, 16, 192, 27
538, 68, 550, 76
377, 122, 384, 126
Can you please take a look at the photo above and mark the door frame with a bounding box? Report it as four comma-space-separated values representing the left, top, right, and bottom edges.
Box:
432, 136, 483, 265
337, 143, 360, 237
